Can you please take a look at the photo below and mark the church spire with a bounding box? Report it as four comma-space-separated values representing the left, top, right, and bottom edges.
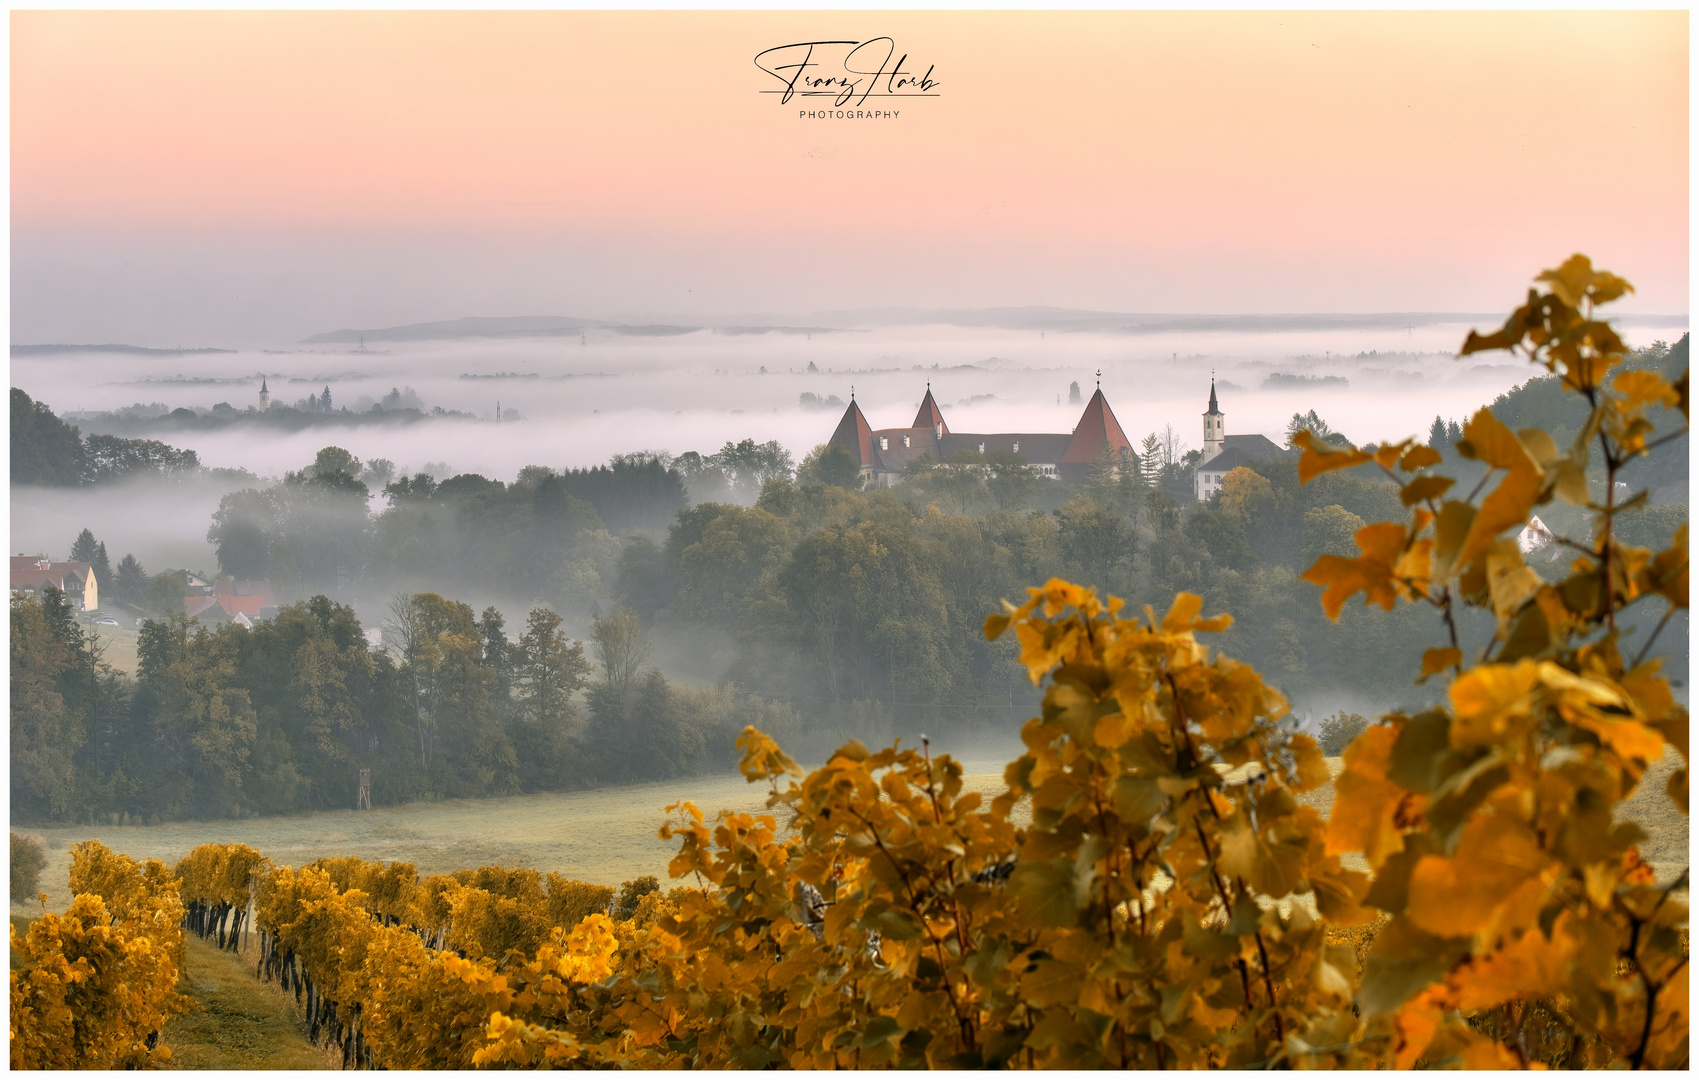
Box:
1202, 373, 1224, 460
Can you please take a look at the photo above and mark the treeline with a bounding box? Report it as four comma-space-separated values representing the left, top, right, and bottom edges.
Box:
10, 587, 800, 823
205, 447, 689, 606
11, 387, 252, 488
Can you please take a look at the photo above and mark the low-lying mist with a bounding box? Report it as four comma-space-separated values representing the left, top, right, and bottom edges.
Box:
16, 318, 1662, 486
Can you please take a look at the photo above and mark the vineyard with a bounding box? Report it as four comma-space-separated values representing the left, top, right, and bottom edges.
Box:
10, 257, 1690, 1068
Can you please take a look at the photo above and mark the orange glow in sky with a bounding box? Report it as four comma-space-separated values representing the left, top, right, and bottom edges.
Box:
10, 10, 1688, 333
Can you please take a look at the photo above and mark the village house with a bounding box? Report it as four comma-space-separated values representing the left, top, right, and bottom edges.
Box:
10, 555, 99, 611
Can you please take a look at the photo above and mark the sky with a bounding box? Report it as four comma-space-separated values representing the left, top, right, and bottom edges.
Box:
10, 10, 1690, 346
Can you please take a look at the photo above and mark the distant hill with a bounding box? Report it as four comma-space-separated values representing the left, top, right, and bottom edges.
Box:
301, 308, 1689, 342
301, 316, 602, 344
11, 344, 235, 356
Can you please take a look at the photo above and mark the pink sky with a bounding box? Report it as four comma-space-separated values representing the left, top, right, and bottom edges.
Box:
11, 11, 1688, 342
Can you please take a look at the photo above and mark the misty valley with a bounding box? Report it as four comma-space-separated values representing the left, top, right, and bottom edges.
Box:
10, 321, 1689, 832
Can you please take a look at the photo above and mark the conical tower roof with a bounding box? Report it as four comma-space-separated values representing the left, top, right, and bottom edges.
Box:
828, 397, 875, 467
1205, 378, 1221, 416
1061, 388, 1134, 463
912, 384, 948, 434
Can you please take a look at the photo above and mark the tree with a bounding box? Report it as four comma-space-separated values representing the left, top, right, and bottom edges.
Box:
985, 449, 1039, 510
208, 488, 278, 579
114, 555, 148, 606
1284, 409, 1348, 449
82, 434, 200, 484
68, 530, 113, 597
145, 572, 187, 615
701, 439, 794, 501
514, 607, 591, 731
70, 529, 99, 566
1054, 495, 1131, 596
1427, 414, 1449, 449
385, 592, 511, 795
1300, 504, 1366, 565
11, 594, 87, 819
134, 615, 258, 818
797, 443, 863, 490
589, 611, 651, 706
1157, 423, 1186, 468
11, 388, 84, 487
361, 458, 397, 490
308, 445, 360, 481
1139, 433, 1163, 485
92, 543, 112, 596
513, 608, 592, 788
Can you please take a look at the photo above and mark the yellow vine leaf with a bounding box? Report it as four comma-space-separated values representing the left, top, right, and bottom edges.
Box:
1325, 724, 1407, 866
1418, 648, 1461, 682
1447, 916, 1577, 1011
1302, 522, 1409, 620
1405, 814, 1554, 938
1292, 429, 1371, 483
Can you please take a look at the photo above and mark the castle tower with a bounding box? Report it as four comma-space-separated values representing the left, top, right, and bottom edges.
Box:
1202, 377, 1224, 462
258, 377, 271, 412
828, 391, 875, 472
912, 383, 948, 438
1058, 377, 1134, 481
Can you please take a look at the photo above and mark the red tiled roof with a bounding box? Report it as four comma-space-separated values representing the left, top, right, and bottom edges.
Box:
9, 560, 93, 591
912, 387, 948, 434
184, 596, 220, 617
1060, 389, 1134, 463
828, 400, 875, 466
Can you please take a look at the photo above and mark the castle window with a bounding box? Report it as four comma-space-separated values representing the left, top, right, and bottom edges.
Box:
880, 436, 888, 451
903, 435, 910, 448
1013, 440, 1019, 453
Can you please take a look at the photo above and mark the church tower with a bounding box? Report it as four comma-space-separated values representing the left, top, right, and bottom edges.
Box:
1202, 377, 1224, 462
259, 377, 271, 412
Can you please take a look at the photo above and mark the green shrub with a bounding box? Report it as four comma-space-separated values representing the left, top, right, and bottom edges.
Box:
612, 875, 659, 920
1316, 710, 1371, 756
12, 831, 48, 901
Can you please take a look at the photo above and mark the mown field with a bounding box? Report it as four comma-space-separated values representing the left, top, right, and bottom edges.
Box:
13, 741, 1025, 915
13, 745, 1686, 921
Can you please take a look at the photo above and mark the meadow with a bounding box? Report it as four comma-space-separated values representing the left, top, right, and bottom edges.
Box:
13, 747, 1685, 920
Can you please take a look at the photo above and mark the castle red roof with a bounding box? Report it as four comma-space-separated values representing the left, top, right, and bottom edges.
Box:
912, 386, 948, 434
1060, 388, 1134, 463
828, 399, 875, 467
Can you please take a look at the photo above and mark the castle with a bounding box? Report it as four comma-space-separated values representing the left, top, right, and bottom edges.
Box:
828, 381, 1134, 487
826, 378, 1286, 497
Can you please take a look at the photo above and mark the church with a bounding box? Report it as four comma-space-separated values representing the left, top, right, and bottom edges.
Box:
1192, 379, 1288, 500
827, 382, 1135, 487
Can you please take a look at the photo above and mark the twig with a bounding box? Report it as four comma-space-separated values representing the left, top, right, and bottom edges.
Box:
1639, 427, 1690, 455
1631, 607, 1678, 670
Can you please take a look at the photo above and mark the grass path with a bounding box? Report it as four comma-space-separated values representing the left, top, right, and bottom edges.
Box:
161, 933, 337, 1070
